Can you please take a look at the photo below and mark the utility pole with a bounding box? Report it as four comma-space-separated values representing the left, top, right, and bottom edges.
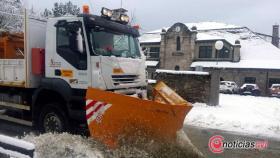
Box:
121, 0, 123, 8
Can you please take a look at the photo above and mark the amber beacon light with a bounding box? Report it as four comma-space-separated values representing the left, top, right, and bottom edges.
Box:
83, 5, 90, 14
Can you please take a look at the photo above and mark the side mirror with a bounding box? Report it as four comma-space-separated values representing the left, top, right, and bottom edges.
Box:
77, 28, 84, 53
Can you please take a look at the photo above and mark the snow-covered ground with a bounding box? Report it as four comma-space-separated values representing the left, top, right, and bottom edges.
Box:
185, 94, 280, 139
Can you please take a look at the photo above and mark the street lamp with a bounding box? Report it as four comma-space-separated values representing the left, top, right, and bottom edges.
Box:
215, 40, 224, 65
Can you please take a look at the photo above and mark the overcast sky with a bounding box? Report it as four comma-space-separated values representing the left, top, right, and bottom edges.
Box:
30, 0, 280, 35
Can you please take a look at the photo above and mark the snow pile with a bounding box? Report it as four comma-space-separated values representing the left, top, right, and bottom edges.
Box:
21, 132, 203, 158
23, 133, 104, 158
146, 61, 159, 67
185, 94, 280, 139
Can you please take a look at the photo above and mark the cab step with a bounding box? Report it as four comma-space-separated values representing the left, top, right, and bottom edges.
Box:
0, 114, 32, 127
0, 101, 30, 111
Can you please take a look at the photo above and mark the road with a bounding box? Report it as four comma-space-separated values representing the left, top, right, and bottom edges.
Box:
0, 120, 280, 158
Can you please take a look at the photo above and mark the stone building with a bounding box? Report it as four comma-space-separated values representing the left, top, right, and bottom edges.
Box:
140, 22, 280, 95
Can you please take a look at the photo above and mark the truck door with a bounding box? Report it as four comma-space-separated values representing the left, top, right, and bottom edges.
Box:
47, 20, 91, 89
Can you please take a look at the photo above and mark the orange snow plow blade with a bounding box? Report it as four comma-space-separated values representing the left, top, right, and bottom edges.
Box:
86, 81, 193, 148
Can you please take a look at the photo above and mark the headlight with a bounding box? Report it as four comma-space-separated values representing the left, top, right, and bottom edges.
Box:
120, 14, 129, 23
101, 7, 113, 18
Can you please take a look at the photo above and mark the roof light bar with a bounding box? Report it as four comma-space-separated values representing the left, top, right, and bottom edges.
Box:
120, 14, 129, 24
101, 7, 113, 18
101, 7, 131, 25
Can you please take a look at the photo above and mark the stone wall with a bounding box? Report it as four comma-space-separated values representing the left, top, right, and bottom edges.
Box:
153, 72, 212, 104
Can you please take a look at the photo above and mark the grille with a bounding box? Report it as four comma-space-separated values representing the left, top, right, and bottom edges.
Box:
112, 75, 140, 86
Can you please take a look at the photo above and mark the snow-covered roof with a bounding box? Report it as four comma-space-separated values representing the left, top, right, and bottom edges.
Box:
145, 61, 159, 67
191, 60, 280, 70
192, 28, 280, 69
139, 33, 161, 44
141, 22, 280, 70
156, 69, 209, 75
139, 22, 239, 44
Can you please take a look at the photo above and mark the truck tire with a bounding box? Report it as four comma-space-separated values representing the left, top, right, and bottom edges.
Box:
38, 103, 69, 133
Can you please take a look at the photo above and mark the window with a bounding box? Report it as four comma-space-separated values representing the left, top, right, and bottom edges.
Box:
88, 27, 141, 58
147, 47, 160, 59
176, 36, 181, 51
150, 47, 160, 52
175, 65, 180, 70
269, 78, 280, 87
244, 77, 256, 84
217, 47, 230, 58
56, 21, 87, 70
199, 46, 212, 58
148, 52, 160, 59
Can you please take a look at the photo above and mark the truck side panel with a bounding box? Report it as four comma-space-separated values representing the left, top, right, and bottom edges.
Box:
0, 59, 25, 87
26, 18, 47, 88
0, 17, 47, 88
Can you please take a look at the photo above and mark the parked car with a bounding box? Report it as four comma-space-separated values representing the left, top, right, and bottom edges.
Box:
269, 84, 280, 97
240, 83, 261, 96
220, 81, 239, 94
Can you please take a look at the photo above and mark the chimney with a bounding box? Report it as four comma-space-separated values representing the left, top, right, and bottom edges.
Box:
272, 24, 279, 48
233, 40, 241, 62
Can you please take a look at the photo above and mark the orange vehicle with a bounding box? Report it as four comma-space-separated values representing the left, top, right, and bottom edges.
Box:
86, 81, 193, 148
0, 32, 24, 59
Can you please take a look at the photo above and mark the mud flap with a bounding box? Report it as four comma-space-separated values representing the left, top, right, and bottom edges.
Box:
86, 81, 193, 148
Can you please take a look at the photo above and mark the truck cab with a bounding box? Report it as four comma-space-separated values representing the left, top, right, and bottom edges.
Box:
45, 13, 147, 96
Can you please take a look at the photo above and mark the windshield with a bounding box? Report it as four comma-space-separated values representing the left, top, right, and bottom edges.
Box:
88, 27, 141, 58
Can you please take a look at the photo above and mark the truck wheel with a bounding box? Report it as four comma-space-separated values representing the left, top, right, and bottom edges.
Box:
38, 104, 69, 133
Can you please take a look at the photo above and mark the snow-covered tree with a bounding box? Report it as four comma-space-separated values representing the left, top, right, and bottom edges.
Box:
0, 0, 23, 32
43, 8, 52, 17
52, 1, 80, 17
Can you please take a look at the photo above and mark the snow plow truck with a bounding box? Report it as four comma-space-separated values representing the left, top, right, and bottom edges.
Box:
0, 6, 192, 148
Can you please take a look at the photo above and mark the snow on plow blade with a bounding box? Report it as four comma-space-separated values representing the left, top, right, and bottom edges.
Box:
86, 81, 193, 148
